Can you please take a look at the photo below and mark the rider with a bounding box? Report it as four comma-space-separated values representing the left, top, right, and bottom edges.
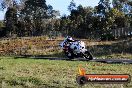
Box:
63, 36, 75, 47
62, 36, 75, 53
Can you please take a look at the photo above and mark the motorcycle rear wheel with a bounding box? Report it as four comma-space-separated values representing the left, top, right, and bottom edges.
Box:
65, 52, 74, 59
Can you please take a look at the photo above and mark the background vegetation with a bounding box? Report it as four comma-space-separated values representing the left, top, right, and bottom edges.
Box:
0, 36, 131, 58
0, 1, 132, 88
0, 0, 132, 40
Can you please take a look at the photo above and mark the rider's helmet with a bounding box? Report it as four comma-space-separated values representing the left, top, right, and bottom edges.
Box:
66, 36, 74, 42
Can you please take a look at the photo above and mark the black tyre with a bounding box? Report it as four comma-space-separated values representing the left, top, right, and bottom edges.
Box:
83, 51, 93, 60
65, 52, 74, 59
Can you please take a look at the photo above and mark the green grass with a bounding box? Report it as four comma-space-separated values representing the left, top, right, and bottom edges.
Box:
1, 57, 132, 88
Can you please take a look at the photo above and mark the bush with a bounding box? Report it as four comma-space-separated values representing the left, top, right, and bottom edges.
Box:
101, 33, 115, 41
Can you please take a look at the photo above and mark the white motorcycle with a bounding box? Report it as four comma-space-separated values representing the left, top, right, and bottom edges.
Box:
60, 39, 93, 60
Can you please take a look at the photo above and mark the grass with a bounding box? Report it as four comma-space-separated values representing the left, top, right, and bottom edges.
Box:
1, 57, 132, 88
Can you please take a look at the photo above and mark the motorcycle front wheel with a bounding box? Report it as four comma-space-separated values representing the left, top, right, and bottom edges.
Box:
83, 51, 93, 60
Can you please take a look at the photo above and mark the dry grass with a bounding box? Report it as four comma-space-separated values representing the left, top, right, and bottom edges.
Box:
0, 36, 131, 59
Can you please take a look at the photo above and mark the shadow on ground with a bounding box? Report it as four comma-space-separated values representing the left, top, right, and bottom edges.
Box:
13, 53, 132, 64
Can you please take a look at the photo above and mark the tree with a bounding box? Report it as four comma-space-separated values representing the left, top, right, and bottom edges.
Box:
128, 0, 132, 6
20, 0, 48, 36
47, 5, 60, 19
22, 0, 48, 19
68, 0, 77, 12
5, 8, 17, 37
0, 0, 19, 11
4, 0, 18, 37
112, 0, 123, 10
0, 21, 4, 28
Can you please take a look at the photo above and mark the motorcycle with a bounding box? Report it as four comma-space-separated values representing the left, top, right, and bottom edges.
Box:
59, 39, 93, 60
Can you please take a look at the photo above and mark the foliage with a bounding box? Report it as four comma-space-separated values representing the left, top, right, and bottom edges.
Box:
0, 0, 132, 40
0, 36, 131, 58
0, 21, 4, 27
5, 6, 18, 37
20, 0, 48, 36
68, 0, 77, 12
0, 0, 19, 11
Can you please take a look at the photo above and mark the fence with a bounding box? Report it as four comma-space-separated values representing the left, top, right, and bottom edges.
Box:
111, 27, 132, 38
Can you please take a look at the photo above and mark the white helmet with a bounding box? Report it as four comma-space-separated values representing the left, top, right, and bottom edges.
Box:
66, 36, 73, 41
